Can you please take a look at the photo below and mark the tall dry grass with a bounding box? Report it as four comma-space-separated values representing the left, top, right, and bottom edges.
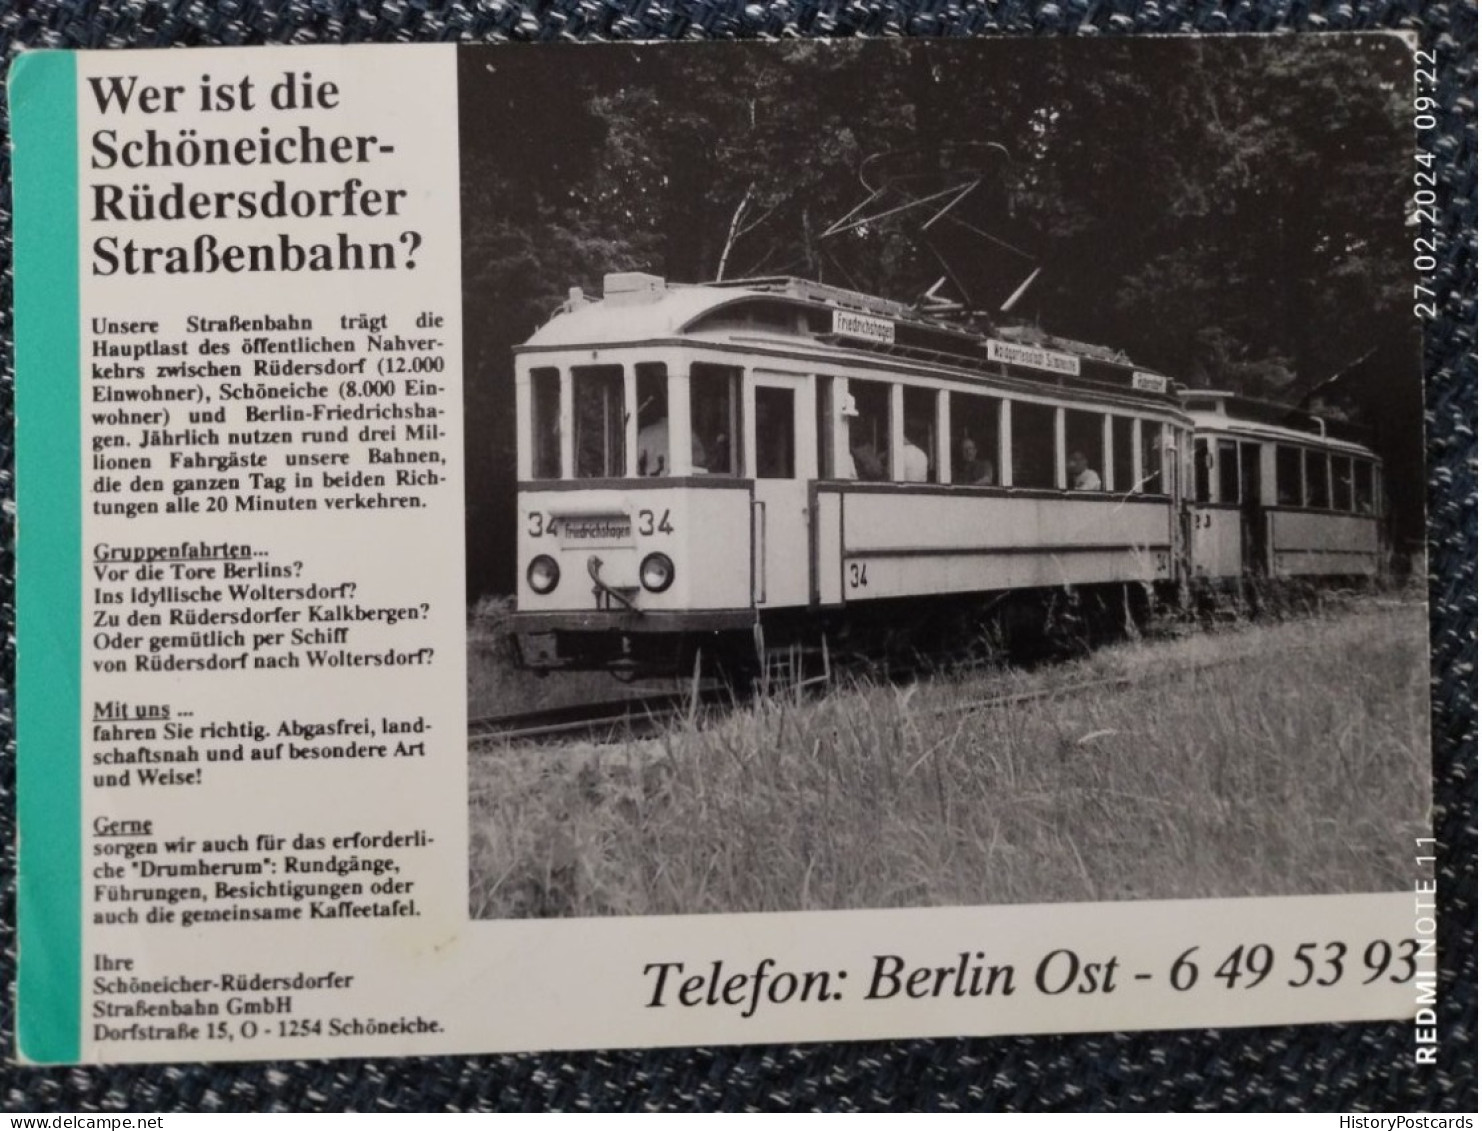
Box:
468, 604, 1431, 919
467, 596, 649, 719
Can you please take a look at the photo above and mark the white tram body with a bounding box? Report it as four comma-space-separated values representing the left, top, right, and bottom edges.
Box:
1181, 392, 1384, 582
509, 272, 1199, 673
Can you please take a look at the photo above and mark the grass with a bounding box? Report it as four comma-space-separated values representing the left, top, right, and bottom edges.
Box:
468, 602, 1431, 919
468, 596, 651, 719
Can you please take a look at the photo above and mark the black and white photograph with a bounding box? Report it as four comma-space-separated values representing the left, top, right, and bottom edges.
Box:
458, 36, 1430, 921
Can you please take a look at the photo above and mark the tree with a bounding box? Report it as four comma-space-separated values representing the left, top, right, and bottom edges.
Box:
457, 38, 1420, 597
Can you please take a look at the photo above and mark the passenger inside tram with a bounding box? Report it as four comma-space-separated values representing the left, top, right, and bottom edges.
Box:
637, 418, 708, 476
901, 423, 930, 483
901, 388, 936, 483
690, 363, 742, 475
1065, 410, 1106, 492
951, 391, 999, 486
845, 381, 891, 481
637, 363, 707, 475
956, 436, 996, 485
1068, 450, 1102, 491
849, 430, 886, 481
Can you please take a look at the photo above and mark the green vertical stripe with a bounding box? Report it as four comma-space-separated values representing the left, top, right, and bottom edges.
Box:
12, 49, 81, 1064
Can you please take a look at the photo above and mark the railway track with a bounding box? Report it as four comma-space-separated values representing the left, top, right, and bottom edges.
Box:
468, 600, 1422, 748
468, 640, 1271, 748
467, 688, 730, 746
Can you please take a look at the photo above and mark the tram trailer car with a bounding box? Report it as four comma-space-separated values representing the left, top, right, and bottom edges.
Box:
509, 272, 1198, 676
1182, 392, 1385, 584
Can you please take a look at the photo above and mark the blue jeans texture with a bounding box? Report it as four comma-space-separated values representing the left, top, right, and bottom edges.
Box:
0, 0, 1473, 1111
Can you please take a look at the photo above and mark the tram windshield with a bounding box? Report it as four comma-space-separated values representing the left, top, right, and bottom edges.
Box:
529, 367, 561, 479
1141, 421, 1165, 495
1332, 456, 1354, 511
1355, 461, 1376, 513
573, 365, 625, 479
635, 363, 671, 476
691, 363, 742, 476
1276, 445, 1302, 505
755, 386, 796, 479
1217, 439, 1240, 504
1194, 438, 1212, 502
1304, 449, 1330, 509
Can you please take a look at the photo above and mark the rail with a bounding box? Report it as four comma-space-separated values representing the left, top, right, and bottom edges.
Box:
467, 688, 728, 747
468, 598, 1419, 749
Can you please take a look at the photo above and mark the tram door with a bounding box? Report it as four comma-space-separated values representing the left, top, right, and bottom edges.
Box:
750, 375, 810, 609
1239, 441, 1267, 575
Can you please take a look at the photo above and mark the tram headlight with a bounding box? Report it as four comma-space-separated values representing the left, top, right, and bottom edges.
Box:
527, 555, 560, 595
639, 552, 675, 594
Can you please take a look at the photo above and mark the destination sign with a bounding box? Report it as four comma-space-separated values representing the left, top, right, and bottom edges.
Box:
1132, 370, 1169, 394
559, 514, 634, 548
832, 310, 896, 344
986, 339, 1082, 377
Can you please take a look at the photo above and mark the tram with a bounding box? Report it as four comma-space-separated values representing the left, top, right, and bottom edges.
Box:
508, 272, 1211, 675
1182, 392, 1385, 582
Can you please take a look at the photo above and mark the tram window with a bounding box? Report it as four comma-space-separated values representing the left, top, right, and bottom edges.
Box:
1217, 439, 1240, 504
815, 376, 834, 479
690, 363, 742, 476
1355, 460, 1375, 513
1194, 437, 1213, 502
1332, 456, 1354, 511
901, 387, 936, 483
1141, 421, 1165, 495
1304, 449, 1330, 509
1012, 401, 1057, 490
1276, 445, 1302, 505
635, 363, 670, 477
573, 365, 625, 479
529, 367, 561, 479
950, 392, 999, 485
755, 386, 795, 479
844, 379, 891, 481
1111, 417, 1134, 493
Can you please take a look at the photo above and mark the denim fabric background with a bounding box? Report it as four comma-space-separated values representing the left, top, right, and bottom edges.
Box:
0, 0, 1474, 1112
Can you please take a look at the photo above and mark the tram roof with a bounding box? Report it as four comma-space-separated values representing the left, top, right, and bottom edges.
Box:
521, 273, 1179, 401
1179, 389, 1377, 453
524, 272, 1121, 352
522, 277, 747, 348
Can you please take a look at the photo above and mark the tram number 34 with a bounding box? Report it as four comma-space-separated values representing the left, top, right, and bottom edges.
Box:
848, 561, 869, 590
527, 509, 674, 537
637, 509, 674, 536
